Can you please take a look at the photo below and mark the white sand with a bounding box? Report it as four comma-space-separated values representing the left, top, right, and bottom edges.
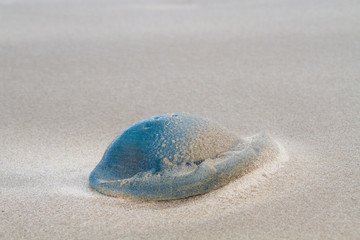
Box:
1, 0, 359, 239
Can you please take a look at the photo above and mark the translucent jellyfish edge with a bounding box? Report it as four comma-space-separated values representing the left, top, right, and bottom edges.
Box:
89, 133, 279, 200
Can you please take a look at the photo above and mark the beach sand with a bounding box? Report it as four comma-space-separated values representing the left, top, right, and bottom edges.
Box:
1, 0, 359, 239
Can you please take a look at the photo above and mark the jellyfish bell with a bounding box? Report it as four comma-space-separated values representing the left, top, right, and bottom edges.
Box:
89, 113, 279, 200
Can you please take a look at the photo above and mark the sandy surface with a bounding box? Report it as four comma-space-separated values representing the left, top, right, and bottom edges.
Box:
1, 0, 359, 239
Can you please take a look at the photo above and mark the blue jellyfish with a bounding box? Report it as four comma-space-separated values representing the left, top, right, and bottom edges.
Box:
89, 113, 278, 200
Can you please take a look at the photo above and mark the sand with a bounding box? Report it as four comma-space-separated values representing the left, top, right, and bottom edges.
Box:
1, 0, 359, 239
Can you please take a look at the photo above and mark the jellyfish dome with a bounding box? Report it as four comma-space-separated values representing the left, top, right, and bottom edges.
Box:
89, 113, 279, 200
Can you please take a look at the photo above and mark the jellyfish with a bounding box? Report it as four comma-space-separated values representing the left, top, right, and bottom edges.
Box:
89, 113, 280, 200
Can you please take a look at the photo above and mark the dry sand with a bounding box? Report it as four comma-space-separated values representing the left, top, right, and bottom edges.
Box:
1, 0, 359, 239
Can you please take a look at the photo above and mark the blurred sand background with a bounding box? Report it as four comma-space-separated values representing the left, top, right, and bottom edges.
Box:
1, 0, 359, 239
